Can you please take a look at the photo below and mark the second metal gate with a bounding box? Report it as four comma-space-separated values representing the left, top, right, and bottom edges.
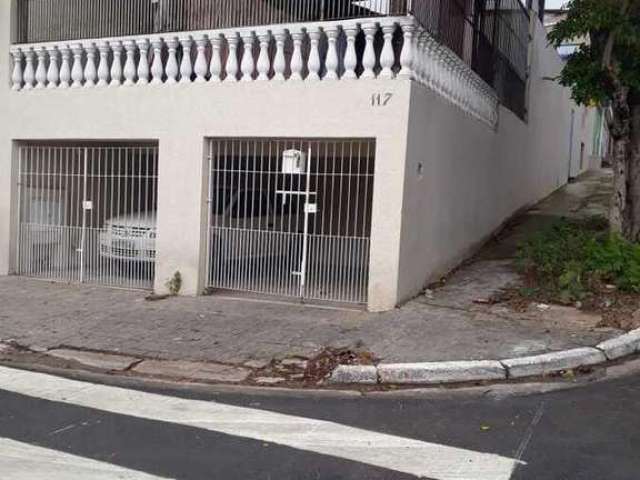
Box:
206, 138, 375, 305
16, 143, 159, 289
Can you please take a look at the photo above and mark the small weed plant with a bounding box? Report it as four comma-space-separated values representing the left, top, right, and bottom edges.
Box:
166, 271, 183, 296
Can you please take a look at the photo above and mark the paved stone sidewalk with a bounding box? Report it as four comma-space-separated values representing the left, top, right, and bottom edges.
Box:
0, 170, 621, 372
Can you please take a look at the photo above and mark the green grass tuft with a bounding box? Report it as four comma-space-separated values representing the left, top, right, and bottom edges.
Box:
517, 217, 640, 303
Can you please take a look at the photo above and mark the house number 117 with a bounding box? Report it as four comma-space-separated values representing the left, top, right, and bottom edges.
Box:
371, 92, 393, 107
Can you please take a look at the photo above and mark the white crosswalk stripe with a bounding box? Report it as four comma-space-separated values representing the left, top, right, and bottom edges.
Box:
0, 438, 171, 480
0, 366, 522, 480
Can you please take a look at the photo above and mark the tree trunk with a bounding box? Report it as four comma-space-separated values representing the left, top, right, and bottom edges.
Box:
625, 97, 640, 240
608, 85, 640, 241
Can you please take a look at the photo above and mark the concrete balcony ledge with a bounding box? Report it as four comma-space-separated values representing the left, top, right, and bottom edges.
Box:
9, 16, 499, 128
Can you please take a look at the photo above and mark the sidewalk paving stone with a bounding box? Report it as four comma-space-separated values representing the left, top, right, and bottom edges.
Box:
0, 170, 633, 385
133, 360, 251, 383
47, 349, 140, 372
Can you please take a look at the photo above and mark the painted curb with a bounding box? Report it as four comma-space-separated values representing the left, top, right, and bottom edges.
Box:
377, 360, 506, 385
329, 365, 378, 384
596, 329, 640, 360
501, 347, 606, 379
330, 328, 640, 385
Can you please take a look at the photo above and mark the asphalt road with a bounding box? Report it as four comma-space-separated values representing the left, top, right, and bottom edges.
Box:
0, 363, 639, 480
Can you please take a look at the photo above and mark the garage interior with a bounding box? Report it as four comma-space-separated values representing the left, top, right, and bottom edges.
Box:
206, 137, 375, 305
15, 142, 159, 290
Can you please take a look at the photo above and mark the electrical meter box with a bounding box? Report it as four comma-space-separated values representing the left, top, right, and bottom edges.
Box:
282, 149, 307, 174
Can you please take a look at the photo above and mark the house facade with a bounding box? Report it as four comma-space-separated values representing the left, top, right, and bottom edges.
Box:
544, 7, 610, 175
1, 0, 579, 311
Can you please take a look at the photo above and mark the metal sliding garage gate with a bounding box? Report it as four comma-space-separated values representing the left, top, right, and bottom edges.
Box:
206, 138, 375, 305
15, 143, 159, 289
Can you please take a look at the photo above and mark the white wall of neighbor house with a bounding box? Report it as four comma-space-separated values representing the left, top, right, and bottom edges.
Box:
397, 17, 577, 302
567, 104, 603, 178
0, 1, 412, 312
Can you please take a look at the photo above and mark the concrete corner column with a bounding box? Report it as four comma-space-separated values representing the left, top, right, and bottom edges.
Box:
367, 138, 408, 312
153, 135, 208, 296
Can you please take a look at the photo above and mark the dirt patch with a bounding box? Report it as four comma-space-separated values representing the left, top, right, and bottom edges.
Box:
303, 348, 377, 384
248, 348, 378, 386
500, 281, 640, 331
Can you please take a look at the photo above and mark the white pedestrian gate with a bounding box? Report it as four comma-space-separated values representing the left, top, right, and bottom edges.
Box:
206, 138, 374, 305
15, 143, 159, 290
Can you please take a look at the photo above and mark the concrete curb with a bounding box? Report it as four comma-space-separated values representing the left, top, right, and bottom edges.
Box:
377, 361, 505, 385
329, 328, 640, 385
501, 347, 606, 379
596, 330, 640, 360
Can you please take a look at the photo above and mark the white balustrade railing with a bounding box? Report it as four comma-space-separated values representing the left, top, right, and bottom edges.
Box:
10, 17, 499, 128
410, 26, 500, 128
11, 19, 402, 89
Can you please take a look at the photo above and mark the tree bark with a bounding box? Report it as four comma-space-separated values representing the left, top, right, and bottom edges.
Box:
610, 85, 640, 241
610, 84, 630, 235
625, 97, 640, 240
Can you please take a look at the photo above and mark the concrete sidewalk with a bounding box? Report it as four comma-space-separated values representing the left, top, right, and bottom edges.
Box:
0, 170, 625, 385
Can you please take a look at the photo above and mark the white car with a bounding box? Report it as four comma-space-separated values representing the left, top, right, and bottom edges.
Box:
99, 211, 157, 262
99, 189, 306, 263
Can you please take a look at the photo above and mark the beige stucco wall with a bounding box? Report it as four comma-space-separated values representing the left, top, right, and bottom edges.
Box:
396, 17, 577, 302
0, 0, 590, 312
0, 1, 412, 311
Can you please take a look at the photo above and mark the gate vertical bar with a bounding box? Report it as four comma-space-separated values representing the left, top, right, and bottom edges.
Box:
298, 145, 313, 298
79, 147, 89, 283
206, 141, 213, 290
16, 146, 23, 275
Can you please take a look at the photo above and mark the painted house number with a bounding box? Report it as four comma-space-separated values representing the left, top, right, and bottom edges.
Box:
371, 92, 393, 107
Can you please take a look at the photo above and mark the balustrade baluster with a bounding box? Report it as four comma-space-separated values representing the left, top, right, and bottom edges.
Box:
150, 39, 164, 85
379, 24, 396, 79
432, 46, 445, 94
209, 35, 222, 83
324, 25, 339, 80
84, 43, 97, 87
179, 37, 193, 83
165, 38, 179, 84
289, 29, 303, 81
398, 22, 415, 79
97, 42, 110, 87
70, 44, 84, 88
23, 49, 35, 90
59, 46, 71, 88
46, 46, 60, 89
343, 26, 358, 80
137, 39, 150, 85
123, 41, 137, 86
11, 49, 23, 91
224, 34, 239, 82
418, 33, 430, 85
307, 28, 321, 81
256, 32, 271, 81
110, 41, 123, 87
240, 33, 255, 82
35, 47, 47, 89
194, 36, 209, 83
361, 24, 377, 79
272, 29, 286, 81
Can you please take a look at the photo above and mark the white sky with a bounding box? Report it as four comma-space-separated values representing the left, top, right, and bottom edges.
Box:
546, 0, 568, 9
